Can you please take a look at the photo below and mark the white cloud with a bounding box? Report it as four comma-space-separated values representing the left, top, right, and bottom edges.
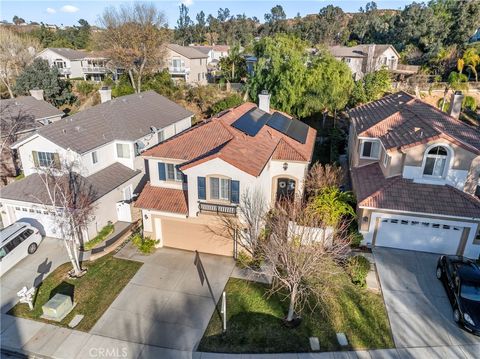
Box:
60, 5, 79, 13
181, 0, 193, 6
46, 7, 56, 14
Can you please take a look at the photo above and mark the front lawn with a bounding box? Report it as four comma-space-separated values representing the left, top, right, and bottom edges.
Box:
199, 274, 394, 353
9, 254, 142, 331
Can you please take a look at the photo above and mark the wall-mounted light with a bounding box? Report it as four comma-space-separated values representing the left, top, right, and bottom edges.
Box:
144, 214, 149, 220
283, 162, 288, 171
362, 216, 368, 222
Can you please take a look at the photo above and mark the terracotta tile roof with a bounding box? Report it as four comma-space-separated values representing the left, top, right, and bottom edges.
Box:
349, 91, 480, 154
142, 102, 316, 177
134, 183, 188, 214
351, 163, 480, 219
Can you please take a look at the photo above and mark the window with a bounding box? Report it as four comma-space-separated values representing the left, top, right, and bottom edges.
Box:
210, 177, 230, 201
423, 146, 448, 177
116, 143, 130, 159
383, 152, 390, 167
361, 140, 380, 159
91, 151, 98, 164
37, 152, 55, 167
164, 163, 182, 182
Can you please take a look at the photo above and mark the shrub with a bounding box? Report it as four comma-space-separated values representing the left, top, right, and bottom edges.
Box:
345, 255, 370, 287
350, 231, 364, 248
210, 94, 243, 115
236, 250, 263, 269
75, 81, 97, 96
463, 96, 477, 111
131, 234, 159, 254
437, 98, 450, 111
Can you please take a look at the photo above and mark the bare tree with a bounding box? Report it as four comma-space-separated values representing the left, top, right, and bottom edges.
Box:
304, 162, 343, 199
98, 2, 168, 93
35, 160, 96, 277
0, 28, 39, 98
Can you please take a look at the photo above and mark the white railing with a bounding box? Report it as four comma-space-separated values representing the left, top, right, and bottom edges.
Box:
56, 67, 71, 75
169, 66, 190, 74
82, 67, 108, 74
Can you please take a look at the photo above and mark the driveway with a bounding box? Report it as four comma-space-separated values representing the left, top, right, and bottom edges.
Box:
374, 247, 480, 349
91, 245, 235, 351
0, 237, 66, 314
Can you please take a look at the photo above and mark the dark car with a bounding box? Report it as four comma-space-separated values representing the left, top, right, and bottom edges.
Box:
436, 255, 480, 335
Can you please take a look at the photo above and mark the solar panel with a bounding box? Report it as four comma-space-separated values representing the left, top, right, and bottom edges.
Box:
266, 113, 309, 144
231, 108, 270, 137
267, 112, 290, 133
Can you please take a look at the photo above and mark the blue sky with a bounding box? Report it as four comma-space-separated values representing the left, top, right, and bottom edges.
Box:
1, 1, 416, 28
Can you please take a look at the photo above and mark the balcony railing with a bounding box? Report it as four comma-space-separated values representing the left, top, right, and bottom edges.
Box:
55, 67, 71, 75
198, 201, 237, 216
169, 66, 190, 75
82, 66, 108, 74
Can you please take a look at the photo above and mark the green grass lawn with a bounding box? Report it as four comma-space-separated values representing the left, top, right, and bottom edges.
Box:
199, 274, 394, 353
83, 224, 114, 250
8, 254, 142, 331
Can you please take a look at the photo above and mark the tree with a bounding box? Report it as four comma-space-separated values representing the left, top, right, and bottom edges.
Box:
441, 71, 468, 112
0, 29, 39, 98
176, 4, 194, 45
461, 47, 480, 82
99, 3, 168, 93
363, 68, 392, 101
12, 16, 25, 25
36, 160, 96, 277
315, 5, 350, 45
195, 11, 207, 44
264, 5, 287, 34
308, 187, 355, 229
304, 163, 343, 199
14, 59, 76, 106
218, 45, 246, 83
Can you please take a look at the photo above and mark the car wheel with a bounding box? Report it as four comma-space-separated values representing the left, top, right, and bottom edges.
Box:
27, 243, 38, 254
436, 266, 442, 279
453, 308, 461, 323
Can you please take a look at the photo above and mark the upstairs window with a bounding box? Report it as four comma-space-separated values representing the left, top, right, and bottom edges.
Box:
210, 177, 230, 201
116, 143, 130, 159
423, 146, 448, 177
38, 152, 55, 167
360, 140, 380, 159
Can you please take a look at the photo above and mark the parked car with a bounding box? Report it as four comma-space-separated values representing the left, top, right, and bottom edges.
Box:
436, 255, 480, 335
0, 222, 42, 276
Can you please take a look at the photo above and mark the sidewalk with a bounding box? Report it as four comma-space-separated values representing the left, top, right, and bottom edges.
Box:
1, 314, 479, 359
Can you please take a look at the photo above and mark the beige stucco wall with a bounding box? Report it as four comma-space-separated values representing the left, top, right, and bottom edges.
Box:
464, 155, 480, 195
166, 49, 207, 85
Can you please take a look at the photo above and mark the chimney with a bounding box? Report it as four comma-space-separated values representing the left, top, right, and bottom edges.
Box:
448, 91, 464, 119
258, 90, 270, 113
29, 89, 44, 101
99, 87, 112, 103
366, 44, 376, 73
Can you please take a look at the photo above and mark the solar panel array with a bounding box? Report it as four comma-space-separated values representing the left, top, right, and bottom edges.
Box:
231, 108, 271, 137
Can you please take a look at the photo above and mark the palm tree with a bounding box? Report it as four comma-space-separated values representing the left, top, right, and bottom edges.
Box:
462, 47, 480, 82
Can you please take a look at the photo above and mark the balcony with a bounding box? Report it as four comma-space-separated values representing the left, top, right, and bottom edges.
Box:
168, 66, 190, 75
55, 67, 71, 75
198, 201, 237, 216
82, 66, 108, 74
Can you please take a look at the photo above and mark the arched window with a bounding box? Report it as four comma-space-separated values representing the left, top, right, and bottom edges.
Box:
423, 146, 448, 177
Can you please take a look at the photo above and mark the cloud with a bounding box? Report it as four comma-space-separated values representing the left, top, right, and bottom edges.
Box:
180, 0, 193, 6
60, 5, 79, 13
46, 7, 56, 14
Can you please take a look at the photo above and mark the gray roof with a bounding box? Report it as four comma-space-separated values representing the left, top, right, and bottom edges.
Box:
167, 44, 208, 59
34, 91, 193, 154
189, 46, 212, 55
0, 163, 140, 204
47, 48, 89, 60
329, 44, 398, 59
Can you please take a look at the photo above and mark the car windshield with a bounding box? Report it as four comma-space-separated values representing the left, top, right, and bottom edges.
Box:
460, 282, 480, 301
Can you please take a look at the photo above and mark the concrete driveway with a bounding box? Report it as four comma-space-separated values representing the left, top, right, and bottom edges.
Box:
374, 248, 480, 349
91, 245, 235, 351
0, 237, 66, 314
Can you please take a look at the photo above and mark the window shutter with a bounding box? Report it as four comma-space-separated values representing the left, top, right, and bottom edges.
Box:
231, 180, 240, 204
197, 176, 206, 200
53, 153, 61, 169
158, 162, 166, 181
32, 151, 39, 167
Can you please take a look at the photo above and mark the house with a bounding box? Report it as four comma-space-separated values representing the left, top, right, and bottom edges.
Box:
0, 93, 64, 181
165, 44, 208, 85
189, 44, 230, 78
36, 48, 111, 81
0, 91, 193, 241
348, 91, 480, 259
329, 44, 405, 80
135, 93, 316, 256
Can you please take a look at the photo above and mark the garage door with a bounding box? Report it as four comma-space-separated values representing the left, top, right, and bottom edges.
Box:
375, 217, 463, 255
159, 217, 233, 257
13, 206, 60, 238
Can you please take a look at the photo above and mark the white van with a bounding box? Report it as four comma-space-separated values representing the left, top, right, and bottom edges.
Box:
0, 222, 43, 276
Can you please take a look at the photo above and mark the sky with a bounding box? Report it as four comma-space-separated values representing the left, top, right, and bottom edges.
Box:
1, 0, 416, 28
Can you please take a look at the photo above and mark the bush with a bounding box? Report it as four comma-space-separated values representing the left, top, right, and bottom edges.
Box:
75, 81, 97, 96
210, 94, 243, 115
236, 250, 262, 269
437, 98, 450, 111
463, 96, 477, 111
345, 255, 370, 287
350, 231, 364, 248
131, 234, 159, 254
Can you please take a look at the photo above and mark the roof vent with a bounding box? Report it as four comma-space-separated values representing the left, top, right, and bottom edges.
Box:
75, 126, 81, 132
62, 129, 67, 134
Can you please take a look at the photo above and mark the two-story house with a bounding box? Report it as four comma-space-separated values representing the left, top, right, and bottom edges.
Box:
135, 93, 316, 256
348, 91, 480, 259
36, 48, 110, 81
1, 92, 64, 182
166, 44, 208, 85
0, 91, 193, 242
329, 44, 402, 80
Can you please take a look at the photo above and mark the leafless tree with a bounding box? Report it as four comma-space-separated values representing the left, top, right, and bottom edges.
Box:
0, 28, 39, 98
304, 162, 343, 198
35, 160, 96, 277
98, 2, 168, 93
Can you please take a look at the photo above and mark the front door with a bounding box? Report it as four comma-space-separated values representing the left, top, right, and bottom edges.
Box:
276, 178, 296, 201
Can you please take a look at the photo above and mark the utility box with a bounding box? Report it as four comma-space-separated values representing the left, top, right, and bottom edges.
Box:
41, 293, 75, 322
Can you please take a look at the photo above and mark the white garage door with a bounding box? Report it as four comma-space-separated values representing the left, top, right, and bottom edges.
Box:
375, 217, 463, 255
14, 206, 60, 238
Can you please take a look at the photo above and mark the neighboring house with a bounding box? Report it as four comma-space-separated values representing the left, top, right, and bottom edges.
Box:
135, 93, 316, 256
329, 44, 406, 80
165, 44, 208, 85
245, 55, 257, 76
189, 44, 230, 78
0, 94, 63, 181
0, 91, 193, 241
36, 48, 111, 81
348, 91, 480, 259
